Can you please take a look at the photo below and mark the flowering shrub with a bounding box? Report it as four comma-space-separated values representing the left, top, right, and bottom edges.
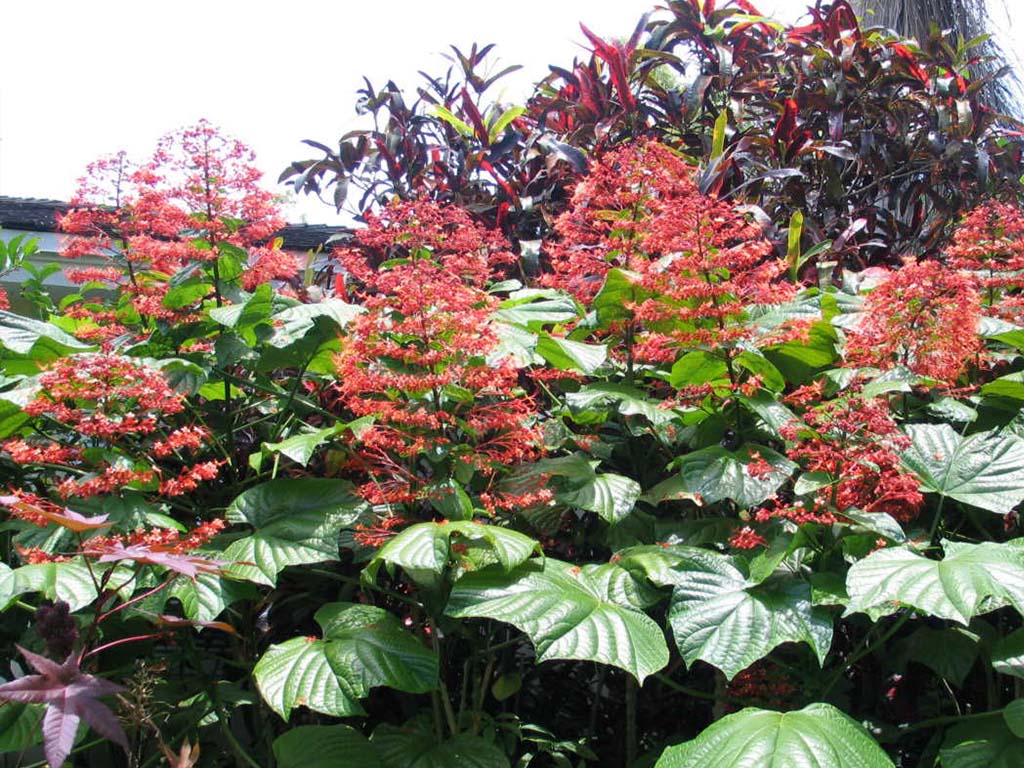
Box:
3, 5, 1024, 768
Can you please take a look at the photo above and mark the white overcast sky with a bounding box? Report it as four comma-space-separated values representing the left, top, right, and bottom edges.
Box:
0, 0, 1019, 224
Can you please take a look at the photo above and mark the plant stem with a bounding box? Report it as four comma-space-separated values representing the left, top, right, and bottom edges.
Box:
823, 611, 912, 696
625, 676, 638, 766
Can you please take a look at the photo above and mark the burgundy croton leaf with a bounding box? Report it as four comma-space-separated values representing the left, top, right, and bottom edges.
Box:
0, 646, 127, 767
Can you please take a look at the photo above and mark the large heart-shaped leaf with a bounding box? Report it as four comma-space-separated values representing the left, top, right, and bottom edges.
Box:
372, 719, 510, 768
655, 703, 894, 767
366, 521, 541, 589
846, 540, 1024, 625
223, 479, 367, 585
253, 603, 437, 720
274, 725, 380, 768
445, 559, 669, 682
901, 424, 1024, 514
673, 445, 796, 509
619, 546, 831, 680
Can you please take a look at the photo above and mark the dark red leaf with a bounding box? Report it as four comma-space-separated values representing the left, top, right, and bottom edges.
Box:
0, 647, 127, 768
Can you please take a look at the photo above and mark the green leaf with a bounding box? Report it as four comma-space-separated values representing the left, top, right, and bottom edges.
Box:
846, 540, 1024, 625
208, 284, 274, 344
267, 299, 364, 348
223, 479, 367, 585
0, 311, 93, 366
655, 703, 894, 768
0, 397, 28, 439
560, 472, 641, 524
488, 105, 528, 142
901, 424, 1024, 515
169, 573, 255, 623
983, 372, 1024, 401
710, 108, 728, 160
670, 351, 729, 389
979, 316, 1024, 352
373, 719, 510, 768
162, 280, 212, 309
446, 559, 669, 682
591, 268, 651, 327
1005, 700, 1024, 739
254, 603, 437, 720
493, 290, 578, 328
366, 521, 541, 589
940, 713, 1024, 768
535, 333, 607, 374
991, 628, 1024, 679
763, 321, 837, 384
1, 561, 99, 611
260, 422, 365, 467
787, 210, 804, 282
0, 702, 43, 752
564, 383, 678, 426
733, 351, 785, 393
901, 626, 979, 686
673, 445, 795, 508
274, 725, 380, 768
622, 546, 831, 680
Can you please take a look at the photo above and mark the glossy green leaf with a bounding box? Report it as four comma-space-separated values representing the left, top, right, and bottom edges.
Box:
223, 479, 367, 585
991, 628, 1024, 679
669, 351, 728, 389
0, 311, 93, 358
266, 298, 364, 348
846, 540, 1024, 625
0, 561, 99, 611
560, 472, 641, 524
274, 725, 380, 768
622, 546, 831, 680
0, 701, 43, 752
940, 713, 1024, 768
169, 573, 255, 623
446, 559, 669, 682
901, 424, 1024, 514
655, 703, 894, 768
590, 268, 650, 327
373, 719, 509, 768
366, 521, 541, 589
564, 382, 678, 426
673, 444, 795, 508
535, 333, 607, 374
254, 602, 437, 720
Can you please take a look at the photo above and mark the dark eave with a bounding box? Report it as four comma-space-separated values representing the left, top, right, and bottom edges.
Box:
0, 196, 351, 251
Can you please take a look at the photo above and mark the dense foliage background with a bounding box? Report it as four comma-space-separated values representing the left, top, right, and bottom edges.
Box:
2, 1, 1024, 766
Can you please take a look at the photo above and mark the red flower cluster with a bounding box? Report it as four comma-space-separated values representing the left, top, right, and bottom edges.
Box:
83, 519, 227, 578
58, 122, 293, 333
845, 259, 981, 384
763, 385, 923, 524
4, 354, 216, 501
543, 139, 794, 366
332, 199, 541, 510
946, 199, 1024, 319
